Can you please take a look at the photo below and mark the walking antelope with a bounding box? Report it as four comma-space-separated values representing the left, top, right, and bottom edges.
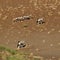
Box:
13, 15, 32, 22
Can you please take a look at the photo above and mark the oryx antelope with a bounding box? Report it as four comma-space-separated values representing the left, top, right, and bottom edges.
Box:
17, 41, 26, 49
13, 15, 32, 22
36, 18, 45, 24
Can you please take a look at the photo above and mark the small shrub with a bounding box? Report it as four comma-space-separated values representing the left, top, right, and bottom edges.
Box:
0, 46, 17, 55
0, 45, 30, 60
0, 46, 6, 51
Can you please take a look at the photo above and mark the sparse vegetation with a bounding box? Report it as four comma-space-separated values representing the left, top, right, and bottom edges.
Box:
6, 54, 25, 60
0, 46, 17, 55
0, 46, 41, 60
0, 46, 29, 60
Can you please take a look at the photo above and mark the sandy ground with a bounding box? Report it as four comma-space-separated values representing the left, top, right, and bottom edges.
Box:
0, 0, 60, 60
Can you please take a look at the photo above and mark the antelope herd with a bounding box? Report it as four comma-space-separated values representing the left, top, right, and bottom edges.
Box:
14, 16, 45, 49
13, 15, 45, 49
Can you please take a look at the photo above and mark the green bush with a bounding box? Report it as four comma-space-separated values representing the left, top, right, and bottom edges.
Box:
0, 46, 17, 55
0, 46, 39, 60
0, 45, 29, 60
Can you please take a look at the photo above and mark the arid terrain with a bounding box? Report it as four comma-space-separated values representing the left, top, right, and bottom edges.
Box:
0, 0, 60, 60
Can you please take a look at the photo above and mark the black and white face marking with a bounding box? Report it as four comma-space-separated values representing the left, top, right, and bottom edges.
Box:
37, 18, 45, 24
17, 41, 26, 48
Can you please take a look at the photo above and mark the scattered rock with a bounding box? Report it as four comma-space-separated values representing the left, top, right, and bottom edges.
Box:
40, 29, 44, 32
49, 58, 52, 60
58, 30, 60, 33
50, 44, 53, 47
48, 31, 51, 34
29, 52, 34, 57
51, 28, 55, 31
43, 40, 46, 43
2, 15, 8, 20
58, 43, 60, 45
35, 48, 40, 52
33, 56, 43, 60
